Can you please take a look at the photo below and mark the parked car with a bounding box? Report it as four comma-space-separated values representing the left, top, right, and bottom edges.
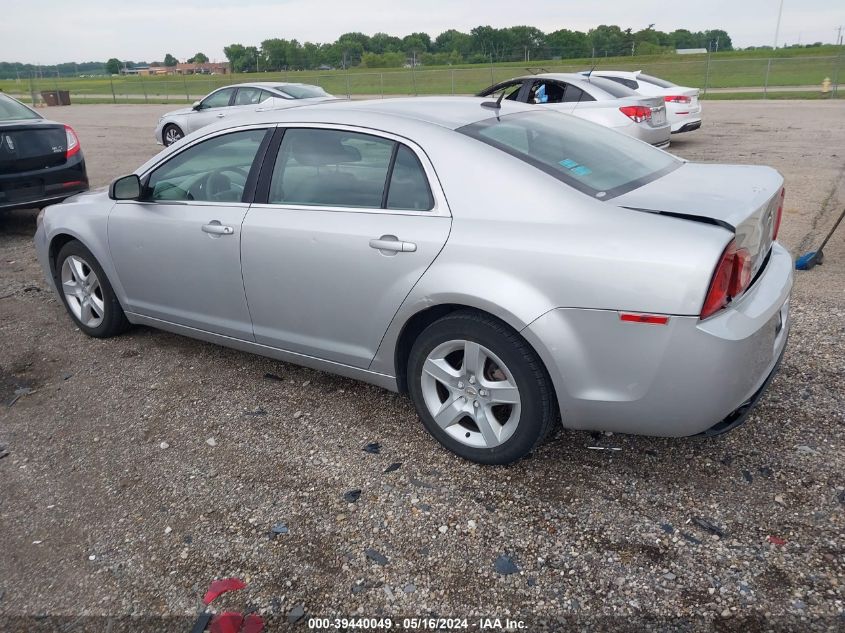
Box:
36, 98, 791, 464
0, 93, 88, 212
581, 70, 702, 134
154, 82, 335, 146
478, 73, 671, 148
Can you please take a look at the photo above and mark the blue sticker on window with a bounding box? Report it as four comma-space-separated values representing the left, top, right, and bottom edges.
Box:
571, 165, 592, 176
559, 158, 578, 168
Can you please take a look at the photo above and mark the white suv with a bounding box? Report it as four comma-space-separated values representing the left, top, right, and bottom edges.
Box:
581, 70, 702, 134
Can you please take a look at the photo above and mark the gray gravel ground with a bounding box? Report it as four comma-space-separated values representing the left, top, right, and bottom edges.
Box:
1, 102, 844, 632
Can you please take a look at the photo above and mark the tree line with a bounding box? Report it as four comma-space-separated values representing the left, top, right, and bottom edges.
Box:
1, 24, 839, 80
222, 25, 736, 72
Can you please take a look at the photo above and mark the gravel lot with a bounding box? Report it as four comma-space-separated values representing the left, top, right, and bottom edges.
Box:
1, 102, 844, 631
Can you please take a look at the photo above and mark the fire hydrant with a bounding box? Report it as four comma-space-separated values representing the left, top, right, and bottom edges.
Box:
822, 77, 831, 94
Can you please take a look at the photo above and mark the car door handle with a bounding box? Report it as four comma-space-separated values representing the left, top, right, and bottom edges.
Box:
216, 113, 226, 118
202, 222, 234, 236
369, 236, 416, 253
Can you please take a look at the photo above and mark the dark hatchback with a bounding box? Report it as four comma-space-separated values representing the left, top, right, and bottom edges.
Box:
0, 93, 88, 212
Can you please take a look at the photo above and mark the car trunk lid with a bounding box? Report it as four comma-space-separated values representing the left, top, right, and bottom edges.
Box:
638, 95, 667, 128
612, 162, 784, 282
0, 121, 68, 174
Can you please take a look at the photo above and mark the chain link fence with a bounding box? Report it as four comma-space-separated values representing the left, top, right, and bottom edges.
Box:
2, 53, 842, 105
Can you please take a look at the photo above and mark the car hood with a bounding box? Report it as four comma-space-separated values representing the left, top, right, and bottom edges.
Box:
162, 107, 194, 118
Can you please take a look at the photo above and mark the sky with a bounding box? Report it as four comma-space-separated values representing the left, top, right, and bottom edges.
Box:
1, 0, 842, 64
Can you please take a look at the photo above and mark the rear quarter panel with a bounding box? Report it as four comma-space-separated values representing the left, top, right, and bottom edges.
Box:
370, 130, 731, 375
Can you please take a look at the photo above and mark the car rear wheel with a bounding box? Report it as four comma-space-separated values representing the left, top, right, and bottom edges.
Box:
407, 310, 556, 464
163, 123, 184, 146
55, 240, 129, 338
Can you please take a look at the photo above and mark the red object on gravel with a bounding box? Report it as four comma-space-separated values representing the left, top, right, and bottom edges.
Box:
210, 612, 244, 633
767, 535, 787, 546
203, 578, 247, 605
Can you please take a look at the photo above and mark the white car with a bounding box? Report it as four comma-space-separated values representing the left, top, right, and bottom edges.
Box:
581, 71, 702, 134
153, 82, 335, 146
478, 73, 671, 148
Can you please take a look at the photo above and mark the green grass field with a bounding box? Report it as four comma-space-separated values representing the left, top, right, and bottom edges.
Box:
3, 47, 842, 104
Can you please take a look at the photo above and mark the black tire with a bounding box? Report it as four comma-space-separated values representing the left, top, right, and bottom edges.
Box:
407, 310, 556, 465
162, 123, 184, 146
54, 240, 130, 338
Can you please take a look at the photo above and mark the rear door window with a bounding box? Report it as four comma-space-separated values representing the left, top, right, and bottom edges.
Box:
234, 87, 268, 106
267, 128, 434, 211
562, 85, 594, 102
269, 128, 393, 208
387, 145, 434, 211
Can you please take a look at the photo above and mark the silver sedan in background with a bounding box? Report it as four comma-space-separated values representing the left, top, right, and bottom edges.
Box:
478, 73, 671, 147
153, 81, 335, 145
36, 98, 790, 464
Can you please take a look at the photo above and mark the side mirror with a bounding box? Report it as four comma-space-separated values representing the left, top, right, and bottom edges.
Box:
191, 100, 202, 111
109, 174, 141, 201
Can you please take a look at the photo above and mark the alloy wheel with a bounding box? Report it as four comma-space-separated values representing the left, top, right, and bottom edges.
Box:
61, 255, 105, 328
420, 339, 521, 449
164, 127, 182, 145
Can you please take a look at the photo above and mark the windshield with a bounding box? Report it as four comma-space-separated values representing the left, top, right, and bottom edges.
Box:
0, 94, 42, 121
459, 111, 680, 199
638, 73, 676, 88
277, 84, 330, 99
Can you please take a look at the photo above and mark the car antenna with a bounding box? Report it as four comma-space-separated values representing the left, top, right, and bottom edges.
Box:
584, 59, 598, 81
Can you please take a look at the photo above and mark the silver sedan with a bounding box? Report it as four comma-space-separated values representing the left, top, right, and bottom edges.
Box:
478, 73, 671, 147
153, 82, 335, 146
35, 98, 791, 464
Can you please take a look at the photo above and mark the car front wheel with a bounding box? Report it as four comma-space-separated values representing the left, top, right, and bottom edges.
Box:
407, 310, 556, 464
55, 240, 129, 338
163, 123, 184, 146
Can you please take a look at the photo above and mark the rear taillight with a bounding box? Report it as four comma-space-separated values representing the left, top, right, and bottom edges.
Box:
700, 240, 753, 320
772, 187, 785, 240
619, 105, 652, 123
64, 125, 80, 158
730, 247, 752, 297
664, 95, 692, 104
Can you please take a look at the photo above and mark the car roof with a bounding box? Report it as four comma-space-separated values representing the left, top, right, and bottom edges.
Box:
217, 82, 316, 90
137, 97, 543, 175
211, 96, 540, 134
